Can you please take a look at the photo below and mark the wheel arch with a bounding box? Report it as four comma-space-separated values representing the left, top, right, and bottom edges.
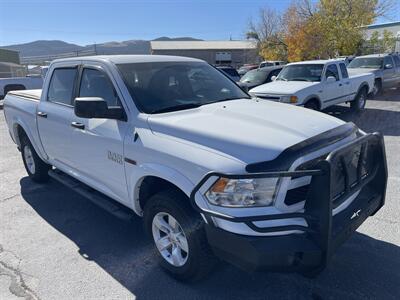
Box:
303, 96, 321, 109
12, 121, 46, 161
129, 164, 195, 215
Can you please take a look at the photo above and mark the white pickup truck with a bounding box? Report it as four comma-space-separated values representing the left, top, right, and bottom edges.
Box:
249, 60, 374, 111
3, 55, 387, 281
0, 75, 44, 104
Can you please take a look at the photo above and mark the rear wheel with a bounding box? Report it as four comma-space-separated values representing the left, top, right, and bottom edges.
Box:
144, 189, 216, 281
20, 135, 51, 183
351, 88, 367, 112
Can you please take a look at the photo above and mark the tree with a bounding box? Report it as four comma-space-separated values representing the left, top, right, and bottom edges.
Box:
246, 8, 288, 61
247, 0, 394, 61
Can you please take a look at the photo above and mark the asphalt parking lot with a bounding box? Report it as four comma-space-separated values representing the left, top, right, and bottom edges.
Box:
1, 89, 399, 300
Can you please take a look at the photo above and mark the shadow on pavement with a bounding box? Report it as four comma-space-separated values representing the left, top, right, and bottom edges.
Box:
20, 177, 400, 299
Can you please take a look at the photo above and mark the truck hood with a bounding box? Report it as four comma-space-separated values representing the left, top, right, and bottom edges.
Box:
249, 80, 319, 95
347, 68, 378, 76
147, 99, 344, 165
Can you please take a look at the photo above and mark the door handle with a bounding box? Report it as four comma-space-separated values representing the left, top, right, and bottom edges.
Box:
37, 111, 47, 118
71, 122, 85, 130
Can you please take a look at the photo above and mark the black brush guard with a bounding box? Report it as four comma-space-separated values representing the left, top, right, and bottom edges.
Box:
189, 132, 387, 273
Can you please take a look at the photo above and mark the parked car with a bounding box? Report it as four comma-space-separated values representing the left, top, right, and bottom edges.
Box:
0, 75, 43, 107
249, 59, 374, 112
237, 64, 258, 76
259, 60, 285, 68
347, 53, 400, 95
216, 66, 240, 82
3, 55, 387, 281
239, 66, 283, 90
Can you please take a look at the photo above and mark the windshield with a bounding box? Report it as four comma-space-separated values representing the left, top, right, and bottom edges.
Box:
117, 62, 249, 114
240, 69, 267, 84
277, 64, 324, 82
348, 57, 383, 69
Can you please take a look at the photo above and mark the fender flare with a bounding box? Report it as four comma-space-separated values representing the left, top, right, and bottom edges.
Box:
127, 162, 196, 215
357, 81, 370, 96
11, 118, 47, 161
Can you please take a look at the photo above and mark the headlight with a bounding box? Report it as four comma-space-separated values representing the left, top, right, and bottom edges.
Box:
280, 95, 298, 103
205, 177, 279, 207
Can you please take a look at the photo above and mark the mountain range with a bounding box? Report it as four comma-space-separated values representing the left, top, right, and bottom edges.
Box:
1, 37, 202, 57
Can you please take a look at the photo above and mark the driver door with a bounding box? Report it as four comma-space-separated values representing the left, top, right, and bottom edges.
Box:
321, 63, 346, 107
68, 64, 130, 204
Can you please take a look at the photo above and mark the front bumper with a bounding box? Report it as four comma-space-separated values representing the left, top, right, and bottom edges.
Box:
190, 132, 387, 274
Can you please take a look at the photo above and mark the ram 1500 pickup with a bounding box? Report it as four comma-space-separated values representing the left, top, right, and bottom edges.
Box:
249, 60, 374, 111
3, 55, 387, 281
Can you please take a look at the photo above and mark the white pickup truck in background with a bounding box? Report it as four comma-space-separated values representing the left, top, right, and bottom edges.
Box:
249, 60, 374, 112
0, 75, 44, 106
3, 55, 387, 281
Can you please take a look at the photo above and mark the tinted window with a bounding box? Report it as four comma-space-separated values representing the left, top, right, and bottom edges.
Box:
339, 63, 349, 79
240, 69, 268, 85
79, 68, 120, 107
383, 56, 394, 68
348, 57, 383, 69
117, 61, 249, 114
47, 68, 78, 105
393, 55, 400, 67
326, 64, 340, 81
220, 68, 239, 77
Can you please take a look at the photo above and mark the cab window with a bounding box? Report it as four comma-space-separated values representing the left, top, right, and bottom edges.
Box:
79, 68, 121, 107
339, 63, 349, 79
325, 64, 340, 81
47, 67, 78, 105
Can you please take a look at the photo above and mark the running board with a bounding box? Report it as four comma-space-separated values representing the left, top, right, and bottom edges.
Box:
48, 169, 134, 222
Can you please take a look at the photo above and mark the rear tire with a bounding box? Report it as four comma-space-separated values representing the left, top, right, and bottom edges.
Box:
144, 189, 217, 281
20, 135, 51, 183
351, 88, 367, 112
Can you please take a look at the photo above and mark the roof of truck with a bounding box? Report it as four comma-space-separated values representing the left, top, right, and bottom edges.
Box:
288, 60, 332, 65
52, 55, 203, 64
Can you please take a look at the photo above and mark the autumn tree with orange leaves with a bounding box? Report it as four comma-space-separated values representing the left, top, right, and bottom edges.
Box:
247, 0, 394, 62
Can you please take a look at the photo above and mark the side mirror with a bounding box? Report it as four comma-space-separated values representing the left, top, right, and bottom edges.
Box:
271, 75, 277, 81
326, 76, 336, 83
74, 97, 125, 120
384, 63, 393, 69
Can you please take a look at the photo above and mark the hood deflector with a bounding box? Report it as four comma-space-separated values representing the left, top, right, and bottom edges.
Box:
246, 122, 358, 173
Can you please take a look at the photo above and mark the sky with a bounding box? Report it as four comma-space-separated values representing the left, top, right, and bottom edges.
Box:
0, 0, 399, 46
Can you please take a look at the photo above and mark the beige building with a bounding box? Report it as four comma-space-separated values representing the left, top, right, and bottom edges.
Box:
362, 21, 400, 52
150, 40, 259, 67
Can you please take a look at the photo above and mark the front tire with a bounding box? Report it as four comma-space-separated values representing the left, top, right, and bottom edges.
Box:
20, 135, 51, 183
144, 189, 216, 281
351, 88, 367, 112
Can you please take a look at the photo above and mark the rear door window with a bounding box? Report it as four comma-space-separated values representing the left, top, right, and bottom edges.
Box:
339, 63, 349, 79
47, 68, 78, 105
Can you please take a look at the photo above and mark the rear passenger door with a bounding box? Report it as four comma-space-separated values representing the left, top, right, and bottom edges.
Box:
37, 65, 78, 168
68, 65, 130, 203
339, 63, 352, 101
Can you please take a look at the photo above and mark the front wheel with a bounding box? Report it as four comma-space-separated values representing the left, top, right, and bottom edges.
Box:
21, 135, 51, 183
351, 88, 367, 112
144, 189, 217, 281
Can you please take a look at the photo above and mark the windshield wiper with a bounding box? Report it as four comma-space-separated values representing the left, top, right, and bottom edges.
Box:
277, 77, 288, 81
151, 103, 202, 114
